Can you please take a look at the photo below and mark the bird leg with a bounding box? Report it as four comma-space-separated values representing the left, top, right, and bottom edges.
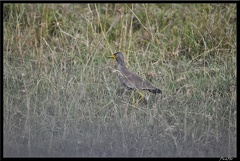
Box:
131, 90, 145, 106
132, 90, 145, 106
136, 90, 145, 104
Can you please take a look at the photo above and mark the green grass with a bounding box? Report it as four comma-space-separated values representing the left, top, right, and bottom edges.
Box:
3, 3, 236, 157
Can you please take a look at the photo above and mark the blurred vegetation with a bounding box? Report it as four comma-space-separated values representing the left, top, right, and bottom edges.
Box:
4, 3, 236, 157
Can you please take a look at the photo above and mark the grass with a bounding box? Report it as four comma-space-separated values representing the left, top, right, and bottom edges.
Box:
3, 3, 236, 157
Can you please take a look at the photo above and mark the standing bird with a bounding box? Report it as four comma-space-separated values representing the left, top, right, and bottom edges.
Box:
109, 52, 161, 105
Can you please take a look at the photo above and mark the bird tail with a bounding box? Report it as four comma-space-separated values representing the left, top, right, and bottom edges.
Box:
148, 88, 162, 94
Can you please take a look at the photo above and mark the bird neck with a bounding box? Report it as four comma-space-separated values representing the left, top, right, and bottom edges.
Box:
116, 59, 126, 68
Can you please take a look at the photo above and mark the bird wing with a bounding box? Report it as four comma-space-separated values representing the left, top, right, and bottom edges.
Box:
119, 67, 157, 91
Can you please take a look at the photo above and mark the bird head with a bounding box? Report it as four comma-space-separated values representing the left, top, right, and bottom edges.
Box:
108, 52, 124, 60
108, 52, 125, 66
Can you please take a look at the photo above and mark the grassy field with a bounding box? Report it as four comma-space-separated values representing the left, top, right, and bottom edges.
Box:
3, 3, 236, 157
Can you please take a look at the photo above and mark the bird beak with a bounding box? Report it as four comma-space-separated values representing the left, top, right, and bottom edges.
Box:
108, 54, 116, 59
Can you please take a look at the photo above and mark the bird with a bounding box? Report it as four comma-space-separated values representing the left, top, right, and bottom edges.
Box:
109, 52, 161, 105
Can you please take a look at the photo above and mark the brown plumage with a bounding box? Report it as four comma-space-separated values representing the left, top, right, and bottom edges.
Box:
111, 52, 162, 94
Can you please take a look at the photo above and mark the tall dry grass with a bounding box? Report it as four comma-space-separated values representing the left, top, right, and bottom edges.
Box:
4, 3, 236, 157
